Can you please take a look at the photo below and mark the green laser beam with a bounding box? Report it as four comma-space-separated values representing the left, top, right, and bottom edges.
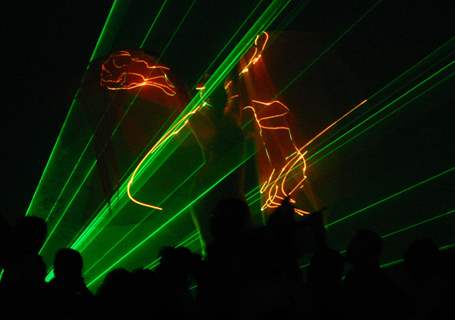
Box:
326, 166, 455, 228
40, 1, 208, 252
381, 209, 455, 239
274, 0, 384, 99
25, 1, 123, 216
158, 0, 197, 62
87, 149, 256, 288
83, 159, 206, 275
308, 72, 455, 167
73, 0, 293, 268
148, 55, 450, 260
193, 0, 266, 86
139, 0, 170, 48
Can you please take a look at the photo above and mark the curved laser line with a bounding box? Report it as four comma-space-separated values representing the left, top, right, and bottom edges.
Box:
74, 0, 312, 281
41, 0, 196, 227
127, 105, 204, 210
247, 60, 454, 208
136, 17, 453, 276
65, 22, 280, 257
87, 149, 257, 288
42, 1, 273, 260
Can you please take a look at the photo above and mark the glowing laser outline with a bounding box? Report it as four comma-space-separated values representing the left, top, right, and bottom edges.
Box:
126, 104, 205, 210
87, 16, 450, 286
126, 31, 273, 211
100, 50, 177, 95
67, 0, 304, 281
239, 31, 269, 75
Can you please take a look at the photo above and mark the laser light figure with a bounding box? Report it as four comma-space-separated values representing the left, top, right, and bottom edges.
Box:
100, 50, 176, 96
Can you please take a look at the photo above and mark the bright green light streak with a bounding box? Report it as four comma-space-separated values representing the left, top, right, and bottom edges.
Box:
40, 0, 282, 241
366, 37, 454, 102
88, 0, 126, 63
381, 209, 455, 239
45, 270, 54, 283
69, 127, 194, 254
126, 0, 293, 198
41, 0, 200, 250
40, 159, 100, 254
139, 0, 170, 48
67, 125, 205, 259
25, 0, 124, 216
168, 67, 454, 250
276, 61, 455, 197
326, 166, 455, 229
244, 21, 454, 205
73, 0, 293, 263
274, 0, 384, 99
81, 0, 294, 279
25, 88, 79, 216
193, 0, 266, 86
298, 208, 455, 270
87, 150, 256, 288
42, 0, 204, 229
161, 50, 455, 268
41, 106, 179, 254
83, 160, 206, 275
308, 70, 455, 166
158, 0, 197, 61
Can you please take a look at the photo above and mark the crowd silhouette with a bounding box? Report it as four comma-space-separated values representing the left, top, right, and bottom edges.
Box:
0, 198, 453, 319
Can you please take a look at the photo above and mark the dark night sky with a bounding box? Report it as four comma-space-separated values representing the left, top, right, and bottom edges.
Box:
1, 0, 453, 223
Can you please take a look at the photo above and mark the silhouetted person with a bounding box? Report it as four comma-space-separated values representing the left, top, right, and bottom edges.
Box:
343, 229, 409, 320
189, 79, 247, 252
128, 268, 160, 317
0, 216, 48, 317
308, 247, 345, 319
201, 198, 312, 319
155, 246, 198, 315
47, 248, 93, 319
403, 238, 450, 320
96, 268, 133, 319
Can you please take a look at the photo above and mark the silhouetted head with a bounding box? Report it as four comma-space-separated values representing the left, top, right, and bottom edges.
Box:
210, 197, 252, 242
346, 229, 382, 267
12, 216, 47, 255
404, 237, 440, 282
266, 198, 296, 231
54, 248, 83, 280
309, 247, 345, 285
97, 268, 132, 297
157, 246, 195, 287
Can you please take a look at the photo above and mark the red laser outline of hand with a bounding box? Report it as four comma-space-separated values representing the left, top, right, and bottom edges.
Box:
100, 50, 176, 96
